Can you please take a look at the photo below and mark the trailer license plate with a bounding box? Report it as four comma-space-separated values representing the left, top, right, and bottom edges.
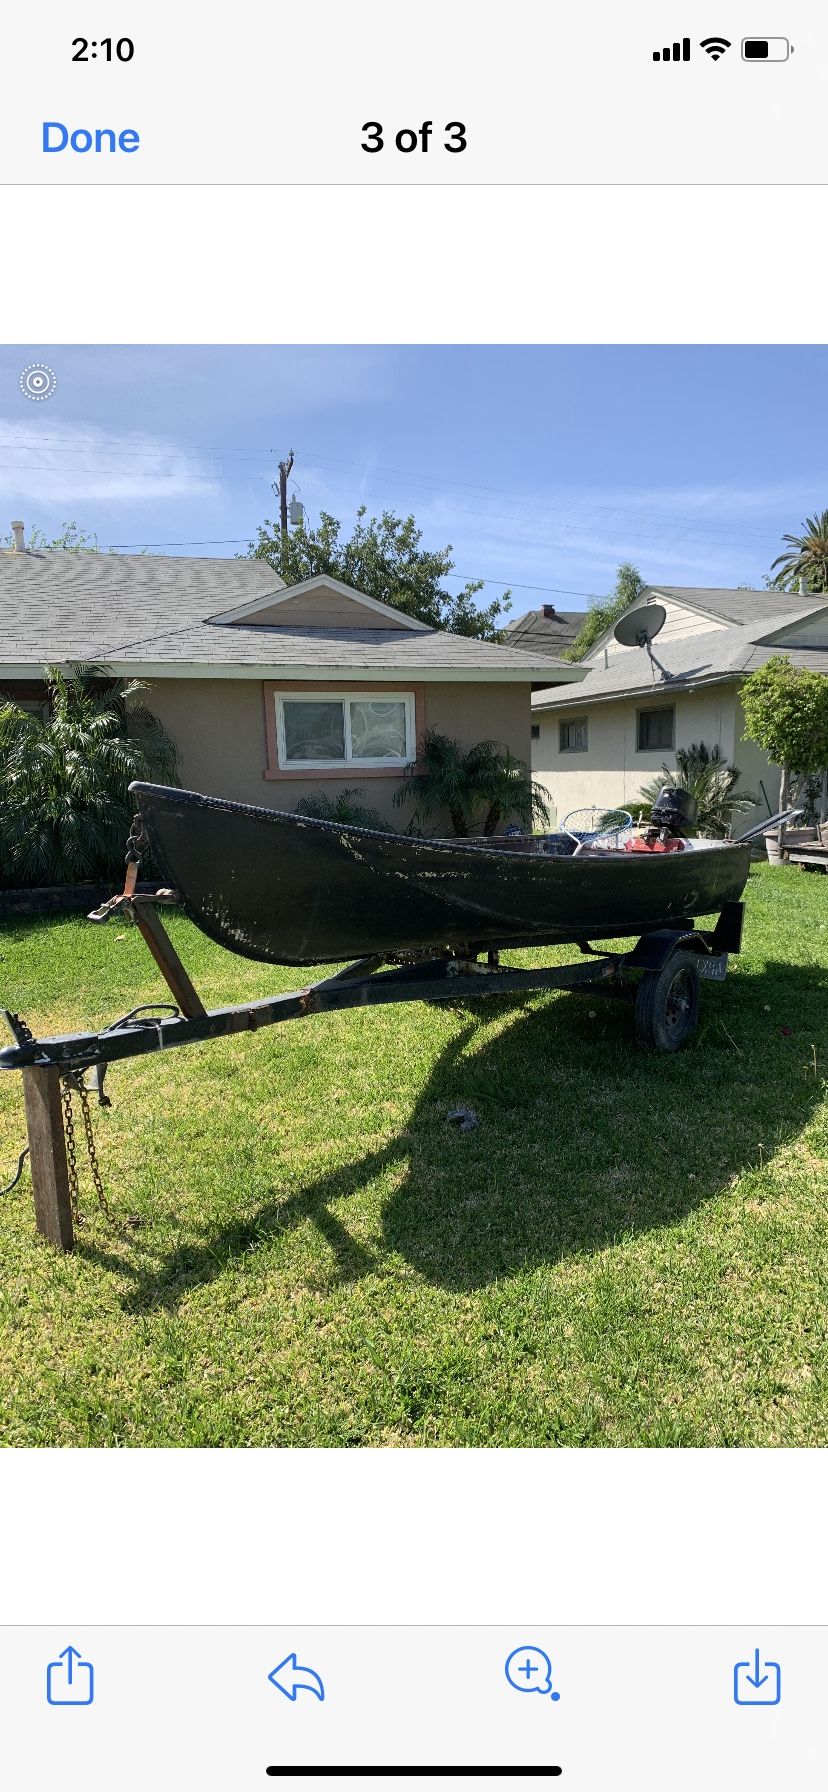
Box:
699, 953, 728, 981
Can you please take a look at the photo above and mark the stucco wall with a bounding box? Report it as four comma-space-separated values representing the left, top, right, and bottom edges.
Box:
145, 676, 532, 830
531, 683, 758, 827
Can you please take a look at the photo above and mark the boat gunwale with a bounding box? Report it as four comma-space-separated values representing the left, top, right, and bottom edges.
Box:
129, 782, 750, 864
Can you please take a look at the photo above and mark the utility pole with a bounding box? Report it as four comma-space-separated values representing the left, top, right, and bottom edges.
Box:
273, 450, 295, 572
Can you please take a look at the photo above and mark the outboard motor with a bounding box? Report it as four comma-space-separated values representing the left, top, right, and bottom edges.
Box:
650, 786, 697, 837
625, 785, 696, 854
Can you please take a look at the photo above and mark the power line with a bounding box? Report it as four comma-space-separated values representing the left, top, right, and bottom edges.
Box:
0, 430, 804, 546
89, 539, 603, 598
447, 575, 599, 598
103, 537, 251, 549
293, 448, 796, 546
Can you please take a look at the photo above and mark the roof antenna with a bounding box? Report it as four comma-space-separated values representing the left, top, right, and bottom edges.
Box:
613, 602, 671, 680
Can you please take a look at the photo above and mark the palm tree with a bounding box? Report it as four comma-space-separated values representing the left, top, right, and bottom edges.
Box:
394, 729, 550, 837
0, 664, 178, 887
637, 742, 755, 838
771, 511, 828, 593
463, 738, 551, 835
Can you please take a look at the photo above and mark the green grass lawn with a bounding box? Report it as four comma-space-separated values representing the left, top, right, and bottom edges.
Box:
1, 862, 828, 1447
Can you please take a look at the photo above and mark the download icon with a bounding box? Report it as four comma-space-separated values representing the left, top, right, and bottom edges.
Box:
733, 1649, 781, 1706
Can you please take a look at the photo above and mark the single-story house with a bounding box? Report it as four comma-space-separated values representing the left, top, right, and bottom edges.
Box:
504, 602, 587, 657
531, 584, 828, 832
0, 527, 583, 830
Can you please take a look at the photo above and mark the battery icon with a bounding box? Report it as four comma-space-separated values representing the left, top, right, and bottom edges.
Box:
741, 37, 792, 59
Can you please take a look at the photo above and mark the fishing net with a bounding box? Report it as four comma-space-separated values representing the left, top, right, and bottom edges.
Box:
561, 807, 634, 852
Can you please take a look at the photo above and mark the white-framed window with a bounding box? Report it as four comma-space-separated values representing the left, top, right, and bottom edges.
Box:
275, 690, 416, 770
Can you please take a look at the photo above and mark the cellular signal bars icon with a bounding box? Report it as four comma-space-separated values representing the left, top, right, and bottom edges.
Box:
653, 37, 691, 61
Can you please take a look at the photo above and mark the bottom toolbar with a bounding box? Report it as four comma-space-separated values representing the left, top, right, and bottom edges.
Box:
2, 1626, 818, 1790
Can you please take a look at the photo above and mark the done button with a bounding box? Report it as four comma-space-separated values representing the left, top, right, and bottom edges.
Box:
42, 122, 140, 153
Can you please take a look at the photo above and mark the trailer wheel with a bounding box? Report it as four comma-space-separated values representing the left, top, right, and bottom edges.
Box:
634, 950, 701, 1052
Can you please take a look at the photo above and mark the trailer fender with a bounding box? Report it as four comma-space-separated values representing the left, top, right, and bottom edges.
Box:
626, 927, 709, 972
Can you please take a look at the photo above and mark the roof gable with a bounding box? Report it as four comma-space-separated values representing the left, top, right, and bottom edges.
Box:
532, 605, 828, 712
209, 574, 430, 632
581, 584, 824, 664
758, 604, 828, 649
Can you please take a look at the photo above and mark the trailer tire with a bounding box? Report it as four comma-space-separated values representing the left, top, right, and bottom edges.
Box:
634, 949, 701, 1052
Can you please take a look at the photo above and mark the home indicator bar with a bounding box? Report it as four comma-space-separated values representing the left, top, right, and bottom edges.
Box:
264, 1772, 564, 1781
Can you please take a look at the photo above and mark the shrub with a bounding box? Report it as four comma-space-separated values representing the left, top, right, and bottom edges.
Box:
295, 787, 392, 831
0, 664, 178, 888
637, 742, 756, 837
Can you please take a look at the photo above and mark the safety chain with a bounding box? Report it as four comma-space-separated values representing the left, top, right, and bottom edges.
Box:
124, 811, 147, 868
60, 1072, 119, 1230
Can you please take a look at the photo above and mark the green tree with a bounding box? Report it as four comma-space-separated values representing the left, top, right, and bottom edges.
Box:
637, 743, 756, 838
770, 511, 828, 593
249, 506, 510, 640
394, 730, 550, 837
741, 654, 828, 847
565, 563, 647, 661
0, 665, 178, 888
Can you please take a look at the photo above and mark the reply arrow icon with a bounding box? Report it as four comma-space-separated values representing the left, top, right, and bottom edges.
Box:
268, 1653, 326, 1702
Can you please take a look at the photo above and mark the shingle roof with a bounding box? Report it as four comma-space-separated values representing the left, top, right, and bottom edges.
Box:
0, 550, 286, 660
648, 585, 816, 624
0, 549, 580, 680
504, 608, 587, 654
533, 602, 828, 709
96, 620, 574, 673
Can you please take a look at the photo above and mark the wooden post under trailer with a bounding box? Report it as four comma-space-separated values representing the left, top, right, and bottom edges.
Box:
20, 1065, 74, 1250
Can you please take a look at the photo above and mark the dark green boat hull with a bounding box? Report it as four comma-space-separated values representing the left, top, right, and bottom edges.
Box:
130, 783, 753, 967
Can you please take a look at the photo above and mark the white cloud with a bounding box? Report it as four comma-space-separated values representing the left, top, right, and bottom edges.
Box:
0, 418, 220, 505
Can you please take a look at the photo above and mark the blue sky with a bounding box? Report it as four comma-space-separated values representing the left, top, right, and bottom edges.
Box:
0, 345, 825, 617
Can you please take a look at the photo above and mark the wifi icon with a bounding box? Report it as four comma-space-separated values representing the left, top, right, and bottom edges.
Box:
700, 35, 731, 59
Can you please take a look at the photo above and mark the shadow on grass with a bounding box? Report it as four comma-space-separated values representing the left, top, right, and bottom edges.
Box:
114, 956, 828, 1311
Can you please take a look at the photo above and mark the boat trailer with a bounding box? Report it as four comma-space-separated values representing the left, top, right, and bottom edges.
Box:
0, 884, 745, 1252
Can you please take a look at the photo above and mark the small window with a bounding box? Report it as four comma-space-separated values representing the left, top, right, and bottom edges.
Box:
275, 690, 415, 770
530, 723, 540, 740
559, 717, 588, 753
636, 706, 675, 751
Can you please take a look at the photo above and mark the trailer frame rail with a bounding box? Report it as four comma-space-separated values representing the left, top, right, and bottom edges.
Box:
0, 895, 744, 1251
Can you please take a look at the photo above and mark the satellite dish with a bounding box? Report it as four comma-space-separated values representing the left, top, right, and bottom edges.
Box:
613, 603, 671, 680
613, 603, 667, 648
